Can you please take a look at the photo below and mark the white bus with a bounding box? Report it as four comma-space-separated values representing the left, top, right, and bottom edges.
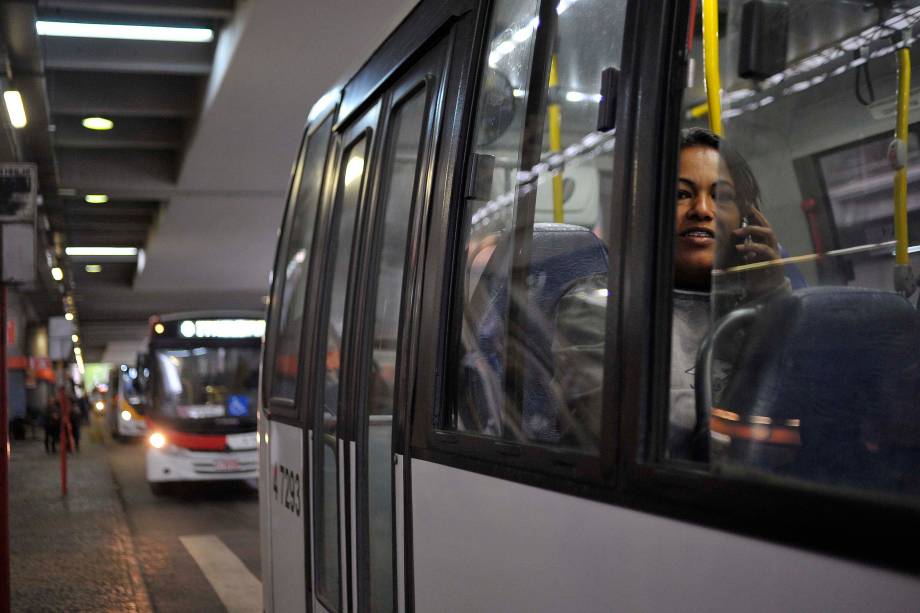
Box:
107, 364, 147, 439
260, 0, 920, 611
144, 312, 262, 495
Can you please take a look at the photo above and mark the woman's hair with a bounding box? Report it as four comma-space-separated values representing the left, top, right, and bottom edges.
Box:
680, 127, 761, 216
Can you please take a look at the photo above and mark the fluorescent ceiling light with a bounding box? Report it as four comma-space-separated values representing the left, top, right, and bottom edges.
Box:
35, 21, 214, 43
3, 91, 27, 128
82, 117, 113, 131
84, 194, 108, 204
65, 246, 137, 257
51, 267, 63, 281
85, 264, 102, 273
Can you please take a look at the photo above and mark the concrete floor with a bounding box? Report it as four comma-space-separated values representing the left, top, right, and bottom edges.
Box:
11, 419, 260, 612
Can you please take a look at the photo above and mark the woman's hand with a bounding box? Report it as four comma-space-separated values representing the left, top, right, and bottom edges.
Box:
731, 208, 786, 297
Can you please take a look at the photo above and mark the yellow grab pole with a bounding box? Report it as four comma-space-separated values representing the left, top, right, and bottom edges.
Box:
702, 0, 722, 135
894, 47, 911, 268
548, 54, 565, 223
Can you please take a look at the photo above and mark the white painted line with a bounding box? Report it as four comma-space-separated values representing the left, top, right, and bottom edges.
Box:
180, 534, 262, 613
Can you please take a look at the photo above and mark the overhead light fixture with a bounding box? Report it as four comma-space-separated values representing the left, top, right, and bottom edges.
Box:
73, 347, 81, 356
153, 323, 165, 335
85, 264, 102, 273
64, 312, 74, 321
71, 334, 79, 343
82, 117, 113, 131
65, 246, 137, 257
51, 267, 63, 281
35, 21, 214, 43
84, 194, 109, 204
3, 91, 27, 129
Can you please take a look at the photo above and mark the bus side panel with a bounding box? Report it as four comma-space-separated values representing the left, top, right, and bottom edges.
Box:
410, 459, 920, 613
268, 420, 307, 613
258, 411, 273, 613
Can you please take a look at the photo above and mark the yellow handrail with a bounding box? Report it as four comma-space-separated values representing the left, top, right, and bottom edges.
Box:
548, 54, 565, 222
702, 0, 722, 135
894, 47, 911, 268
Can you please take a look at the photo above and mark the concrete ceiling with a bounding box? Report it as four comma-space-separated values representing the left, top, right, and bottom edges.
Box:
1, 0, 416, 361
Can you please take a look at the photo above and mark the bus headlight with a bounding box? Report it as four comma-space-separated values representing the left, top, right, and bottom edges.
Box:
120, 410, 132, 422
95, 401, 104, 412
149, 432, 167, 449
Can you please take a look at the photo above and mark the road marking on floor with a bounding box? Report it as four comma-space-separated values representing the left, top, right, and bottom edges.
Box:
180, 534, 261, 613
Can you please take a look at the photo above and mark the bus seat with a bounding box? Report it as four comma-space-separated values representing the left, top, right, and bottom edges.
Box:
461, 223, 608, 443
717, 286, 920, 493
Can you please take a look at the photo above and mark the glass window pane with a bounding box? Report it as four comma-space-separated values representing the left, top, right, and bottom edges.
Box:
365, 88, 426, 613
450, 0, 627, 454
316, 136, 368, 611
270, 115, 334, 401
671, 1, 920, 498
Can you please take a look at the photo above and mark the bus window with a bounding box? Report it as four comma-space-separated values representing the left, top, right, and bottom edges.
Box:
316, 135, 370, 612
267, 114, 334, 405
449, 0, 627, 453
671, 1, 920, 497
362, 85, 427, 613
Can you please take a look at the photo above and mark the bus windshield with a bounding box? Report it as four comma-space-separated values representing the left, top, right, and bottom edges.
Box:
152, 346, 259, 430
119, 370, 144, 408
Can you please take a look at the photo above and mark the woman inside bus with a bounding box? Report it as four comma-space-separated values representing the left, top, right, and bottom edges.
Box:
554, 127, 788, 458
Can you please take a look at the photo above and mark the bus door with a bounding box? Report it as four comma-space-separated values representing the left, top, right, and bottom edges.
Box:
309, 30, 455, 613
261, 104, 336, 612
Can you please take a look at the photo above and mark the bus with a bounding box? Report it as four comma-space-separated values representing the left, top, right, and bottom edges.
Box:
145, 312, 262, 495
259, 0, 920, 611
106, 364, 147, 439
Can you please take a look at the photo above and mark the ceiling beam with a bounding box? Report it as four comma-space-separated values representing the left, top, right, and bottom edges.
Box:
42, 37, 213, 75
57, 148, 177, 192
37, 0, 235, 20
53, 116, 184, 150
48, 71, 200, 117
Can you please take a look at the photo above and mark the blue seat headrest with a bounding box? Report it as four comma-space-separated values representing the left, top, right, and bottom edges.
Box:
460, 223, 608, 442
718, 286, 920, 491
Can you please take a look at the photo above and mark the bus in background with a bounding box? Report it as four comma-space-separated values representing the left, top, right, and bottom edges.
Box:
144, 312, 263, 495
106, 364, 147, 439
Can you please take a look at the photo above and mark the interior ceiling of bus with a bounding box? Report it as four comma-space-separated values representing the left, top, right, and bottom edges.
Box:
2, 0, 415, 361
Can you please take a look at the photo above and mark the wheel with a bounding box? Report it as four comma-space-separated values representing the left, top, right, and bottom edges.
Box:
149, 481, 170, 496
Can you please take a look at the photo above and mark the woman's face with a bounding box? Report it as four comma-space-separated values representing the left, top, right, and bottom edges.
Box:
674, 145, 742, 290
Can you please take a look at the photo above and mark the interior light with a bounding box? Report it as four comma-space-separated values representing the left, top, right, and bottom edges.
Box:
85, 264, 102, 273
84, 194, 109, 204
81, 117, 113, 131
71, 334, 78, 343
64, 312, 74, 321
154, 323, 165, 335
73, 347, 81, 356
3, 91, 27, 129
51, 267, 63, 281
65, 246, 137, 257
36, 21, 214, 43
149, 432, 166, 449
344, 156, 364, 186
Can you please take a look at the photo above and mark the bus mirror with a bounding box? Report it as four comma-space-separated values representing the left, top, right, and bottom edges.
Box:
738, 0, 789, 81
596, 67, 618, 132
477, 68, 516, 146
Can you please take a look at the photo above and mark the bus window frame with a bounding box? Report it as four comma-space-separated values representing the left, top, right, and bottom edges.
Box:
404, 0, 920, 574
262, 130, 308, 412
263, 111, 338, 425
